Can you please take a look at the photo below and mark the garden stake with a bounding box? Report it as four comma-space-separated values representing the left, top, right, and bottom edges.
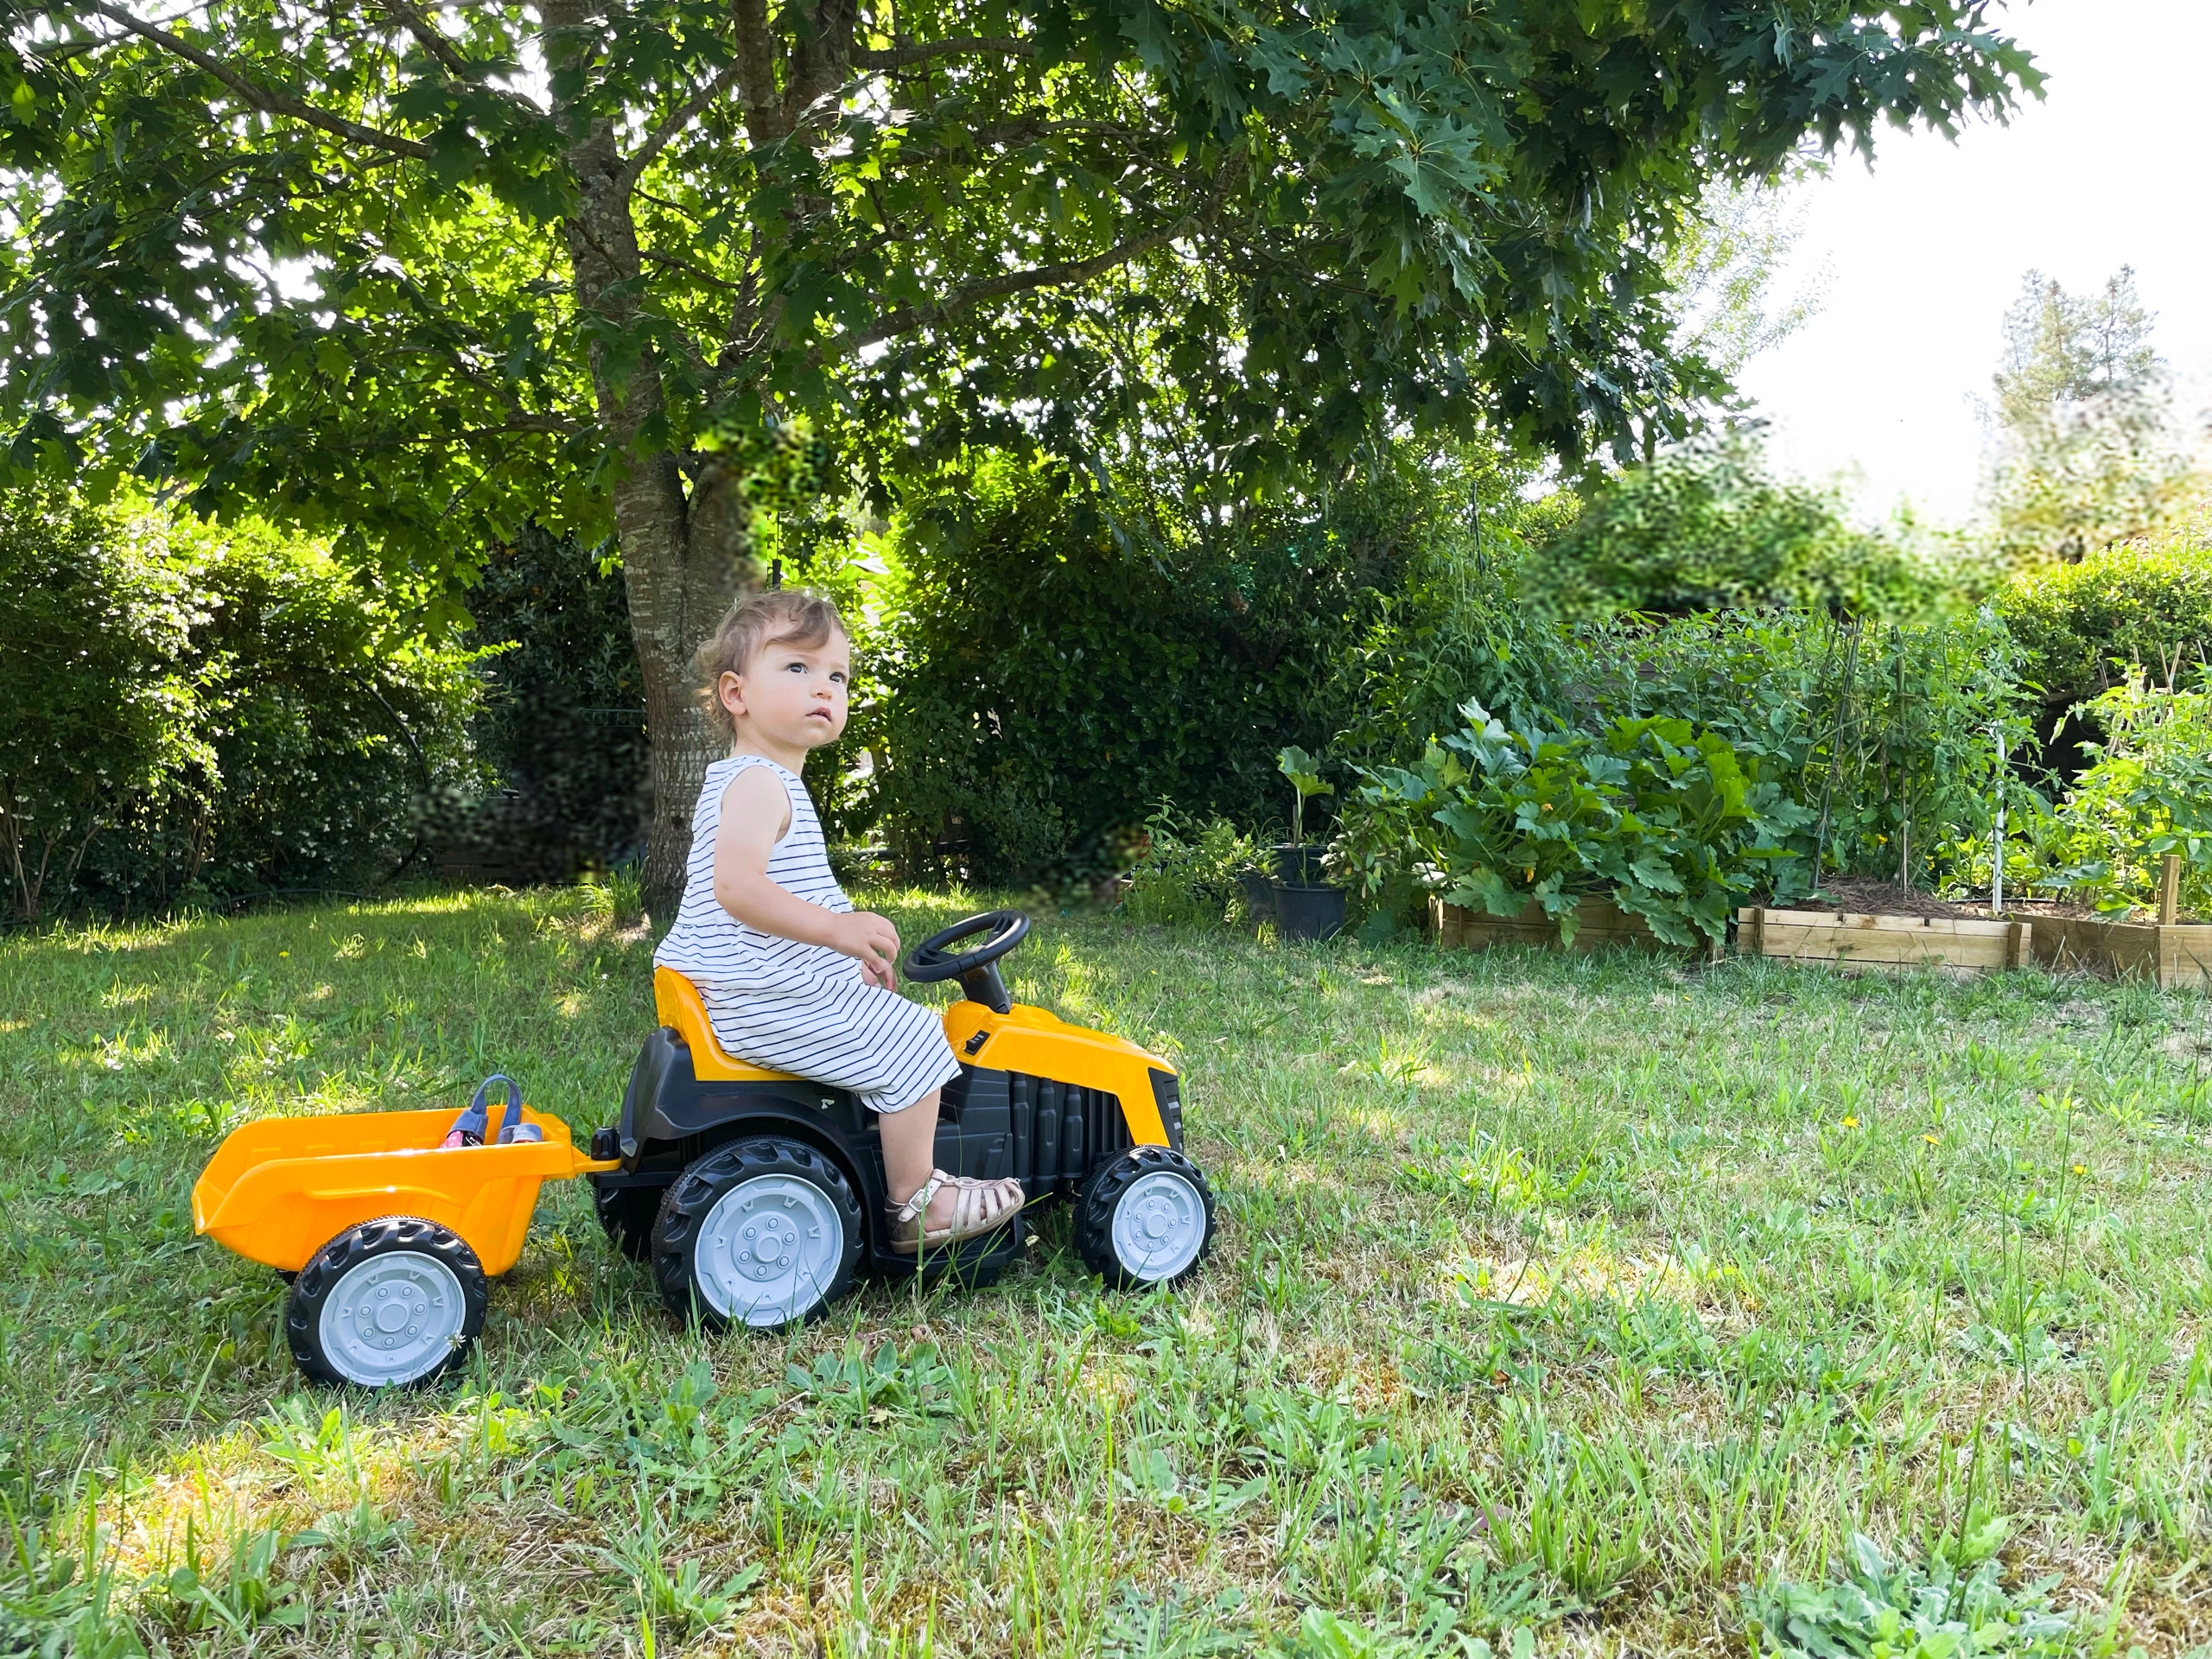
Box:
1893, 629, 1910, 889
2160, 852, 2182, 925
1991, 726, 2006, 916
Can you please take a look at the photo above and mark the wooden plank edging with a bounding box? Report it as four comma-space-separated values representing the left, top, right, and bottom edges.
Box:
1735, 906, 2031, 977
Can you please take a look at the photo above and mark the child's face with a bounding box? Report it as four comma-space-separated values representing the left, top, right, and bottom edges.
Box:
718, 627, 851, 753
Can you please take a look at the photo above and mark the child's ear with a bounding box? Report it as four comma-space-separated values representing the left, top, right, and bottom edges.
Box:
718, 671, 747, 718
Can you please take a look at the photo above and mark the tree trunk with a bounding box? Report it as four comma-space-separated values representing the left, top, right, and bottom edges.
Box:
549, 3, 760, 917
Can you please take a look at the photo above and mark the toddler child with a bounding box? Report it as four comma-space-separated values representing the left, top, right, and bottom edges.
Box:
653, 588, 1025, 1252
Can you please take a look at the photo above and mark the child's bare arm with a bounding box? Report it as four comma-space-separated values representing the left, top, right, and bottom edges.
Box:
710, 766, 900, 988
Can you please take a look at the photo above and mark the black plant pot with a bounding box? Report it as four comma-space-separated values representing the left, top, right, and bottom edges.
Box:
1273, 843, 1329, 886
1274, 882, 1345, 942
1238, 869, 1275, 921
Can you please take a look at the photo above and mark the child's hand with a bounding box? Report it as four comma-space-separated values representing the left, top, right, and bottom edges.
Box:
830, 911, 902, 989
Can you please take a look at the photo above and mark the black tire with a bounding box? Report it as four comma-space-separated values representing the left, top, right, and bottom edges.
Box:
651, 1137, 862, 1332
1076, 1147, 1217, 1290
286, 1217, 487, 1389
591, 1174, 659, 1262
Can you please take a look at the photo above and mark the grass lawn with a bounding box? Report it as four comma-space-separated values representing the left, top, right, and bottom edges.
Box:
6, 890, 2212, 1656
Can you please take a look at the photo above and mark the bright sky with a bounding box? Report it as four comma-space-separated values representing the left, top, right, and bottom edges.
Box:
1733, 0, 2212, 528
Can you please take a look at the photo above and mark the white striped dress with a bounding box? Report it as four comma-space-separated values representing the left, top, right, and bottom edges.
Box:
653, 753, 960, 1115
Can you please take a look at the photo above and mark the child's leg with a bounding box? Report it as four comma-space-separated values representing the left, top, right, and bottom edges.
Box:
879, 1089, 1021, 1231
878, 1087, 944, 1211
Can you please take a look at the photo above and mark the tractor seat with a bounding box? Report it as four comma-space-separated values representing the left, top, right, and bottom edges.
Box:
653, 967, 805, 1084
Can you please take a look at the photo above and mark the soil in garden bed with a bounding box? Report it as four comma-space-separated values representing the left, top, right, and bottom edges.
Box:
1757, 878, 2171, 925
1757, 877, 1975, 919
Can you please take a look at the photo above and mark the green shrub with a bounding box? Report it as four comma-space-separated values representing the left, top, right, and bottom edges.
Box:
0, 487, 482, 920
1524, 438, 1954, 623
167, 517, 483, 904
455, 523, 650, 877
1567, 607, 2030, 889
866, 448, 1473, 881
1996, 513, 2212, 709
1338, 702, 1815, 947
1118, 804, 1262, 928
2024, 671, 2212, 917
0, 483, 215, 921
1339, 591, 2029, 924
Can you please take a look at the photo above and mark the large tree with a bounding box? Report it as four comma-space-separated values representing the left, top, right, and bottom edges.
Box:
0, 1, 2036, 896
1986, 268, 2198, 565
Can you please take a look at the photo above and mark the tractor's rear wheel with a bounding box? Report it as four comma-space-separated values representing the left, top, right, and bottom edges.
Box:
1076, 1147, 1216, 1290
286, 1217, 486, 1388
652, 1138, 861, 1331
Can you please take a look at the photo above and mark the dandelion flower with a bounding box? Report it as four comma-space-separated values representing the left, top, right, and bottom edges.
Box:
1922, 1132, 1940, 1145
1841, 1116, 1860, 1128
2071, 1163, 2088, 1176
279, 950, 289, 958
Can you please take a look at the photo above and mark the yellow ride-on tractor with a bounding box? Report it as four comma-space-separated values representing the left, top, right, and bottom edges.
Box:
586, 910, 1217, 1328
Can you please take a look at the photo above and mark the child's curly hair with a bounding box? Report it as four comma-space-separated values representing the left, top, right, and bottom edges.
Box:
695, 588, 848, 734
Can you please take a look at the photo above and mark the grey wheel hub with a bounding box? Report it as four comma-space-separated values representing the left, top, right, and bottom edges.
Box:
319, 1249, 467, 1386
1110, 1169, 1206, 1282
695, 1173, 845, 1326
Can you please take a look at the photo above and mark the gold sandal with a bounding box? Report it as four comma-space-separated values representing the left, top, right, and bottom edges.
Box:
888, 1169, 1024, 1255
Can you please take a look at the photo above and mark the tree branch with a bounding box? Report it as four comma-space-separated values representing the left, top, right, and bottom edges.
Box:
376, 0, 474, 80
85, 3, 435, 161
620, 57, 747, 192
854, 36, 1034, 70
816, 224, 1179, 361
641, 244, 741, 291
728, 0, 787, 147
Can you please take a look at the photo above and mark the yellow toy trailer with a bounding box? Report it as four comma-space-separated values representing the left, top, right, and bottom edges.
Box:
192, 1096, 615, 1387
193, 910, 1215, 1386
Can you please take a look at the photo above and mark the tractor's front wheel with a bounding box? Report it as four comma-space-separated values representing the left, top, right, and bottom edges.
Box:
652, 1138, 861, 1331
286, 1217, 487, 1388
1076, 1147, 1216, 1290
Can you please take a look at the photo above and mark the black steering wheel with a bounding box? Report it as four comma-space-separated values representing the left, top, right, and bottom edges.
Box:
904, 909, 1030, 1014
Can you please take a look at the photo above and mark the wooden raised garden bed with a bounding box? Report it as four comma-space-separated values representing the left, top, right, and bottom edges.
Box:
2011, 913, 2212, 989
1736, 908, 2031, 976
1431, 897, 1684, 955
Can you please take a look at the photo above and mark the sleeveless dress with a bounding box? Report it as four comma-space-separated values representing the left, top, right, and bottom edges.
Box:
653, 754, 960, 1115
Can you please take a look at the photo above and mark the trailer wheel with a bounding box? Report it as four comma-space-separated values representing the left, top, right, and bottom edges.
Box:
652, 1138, 861, 1331
286, 1217, 486, 1388
1076, 1147, 1216, 1289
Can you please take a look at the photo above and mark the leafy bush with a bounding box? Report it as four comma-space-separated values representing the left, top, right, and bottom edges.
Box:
452, 523, 650, 878
160, 518, 483, 905
1565, 608, 2031, 890
1339, 703, 1814, 946
1339, 594, 2030, 925
2025, 672, 2212, 917
1119, 804, 1262, 928
0, 487, 483, 921
866, 447, 1479, 881
0, 482, 214, 921
1997, 515, 2212, 711
1523, 438, 1956, 623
